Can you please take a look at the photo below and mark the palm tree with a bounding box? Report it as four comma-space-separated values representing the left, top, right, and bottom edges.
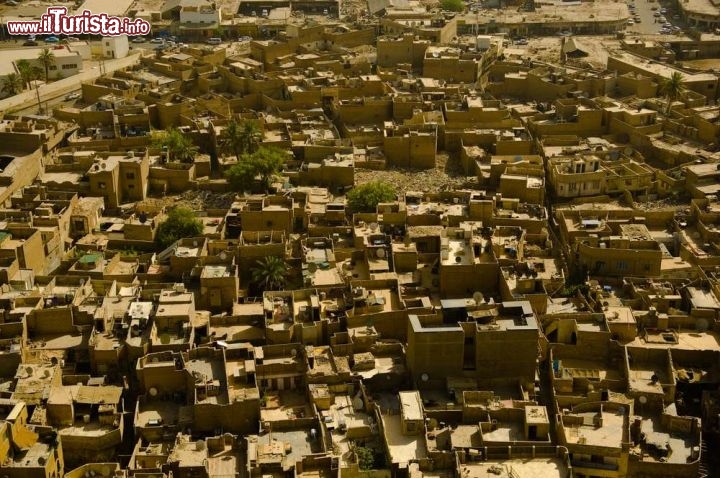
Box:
1, 73, 24, 96
250, 256, 289, 291
239, 120, 262, 154
16, 60, 34, 90
152, 128, 199, 163
220, 119, 262, 160
37, 48, 55, 81
660, 72, 685, 114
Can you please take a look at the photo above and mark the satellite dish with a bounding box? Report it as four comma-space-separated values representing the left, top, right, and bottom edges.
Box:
421, 373, 429, 382
219, 251, 228, 260
473, 292, 484, 305
290, 348, 297, 357
149, 387, 158, 397
638, 395, 647, 404
369, 222, 378, 231
624, 147, 633, 156
376, 248, 386, 258
307, 263, 318, 273
696, 318, 709, 332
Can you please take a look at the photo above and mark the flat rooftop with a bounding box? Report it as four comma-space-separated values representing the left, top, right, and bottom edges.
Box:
460, 458, 568, 478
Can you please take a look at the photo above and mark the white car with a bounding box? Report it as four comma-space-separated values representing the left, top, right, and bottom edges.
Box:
627, 19, 635, 25
132, 36, 146, 43
150, 38, 164, 44
65, 92, 80, 101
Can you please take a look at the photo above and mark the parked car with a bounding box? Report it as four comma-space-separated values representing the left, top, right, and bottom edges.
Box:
23, 40, 38, 46
207, 37, 222, 44
515, 38, 528, 45
634, 16, 641, 23
66, 36, 80, 41
132, 36, 146, 43
150, 38, 164, 43
65, 92, 80, 101
44, 36, 59, 43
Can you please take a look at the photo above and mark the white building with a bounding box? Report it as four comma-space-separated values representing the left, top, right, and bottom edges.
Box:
0, 46, 82, 88
179, 0, 222, 25
102, 35, 130, 59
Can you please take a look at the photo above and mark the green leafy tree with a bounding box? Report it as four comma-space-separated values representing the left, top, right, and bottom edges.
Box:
659, 72, 685, 114
251, 256, 289, 291
252, 147, 287, 190
156, 207, 203, 249
152, 127, 199, 163
347, 181, 397, 213
16, 60, 34, 90
354, 447, 375, 471
1, 73, 24, 96
225, 157, 257, 191
220, 119, 262, 160
37, 48, 55, 81
224, 147, 286, 192
441, 0, 464, 12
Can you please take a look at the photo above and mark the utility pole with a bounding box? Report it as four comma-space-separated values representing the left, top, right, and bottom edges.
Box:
35, 83, 42, 114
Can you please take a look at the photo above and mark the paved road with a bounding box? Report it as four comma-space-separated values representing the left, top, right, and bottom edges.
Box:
0, 50, 143, 114
625, 0, 685, 35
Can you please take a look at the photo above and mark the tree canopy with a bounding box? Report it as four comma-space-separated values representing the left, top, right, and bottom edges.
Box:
346, 181, 397, 213
250, 256, 289, 291
152, 127, 199, 163
156, 207, 204, 249
441, 0, 464, 12
220, 119, 262, 160
37, 48, 55, 81
1, 73, 23, 97
659, 72, 685, 114
224, 147, 287, 192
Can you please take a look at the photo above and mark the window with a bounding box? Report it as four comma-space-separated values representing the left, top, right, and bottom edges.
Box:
98, 182, 106, 189
128, 184, 134, 189
616, 260, 628, 271
126, 172, 135, 179
592, 181, 601, 189
62, 64, 78, 70
105, 41, 110, 46
49, 65, 57, 70
569, 183, 577, 191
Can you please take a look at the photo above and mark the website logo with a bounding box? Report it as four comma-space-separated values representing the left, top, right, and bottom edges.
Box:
7, 7, 151, 36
